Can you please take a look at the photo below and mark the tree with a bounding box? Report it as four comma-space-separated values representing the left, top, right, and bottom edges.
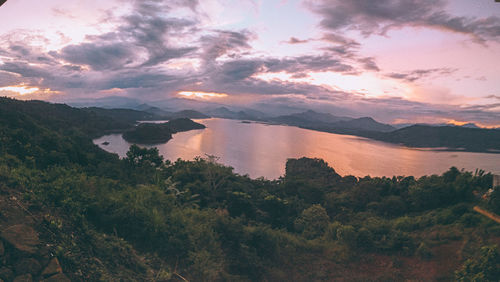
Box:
294, 204, 330, 239
125, 144, 163, 168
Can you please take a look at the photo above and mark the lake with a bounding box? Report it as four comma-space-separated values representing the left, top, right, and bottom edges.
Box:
94, 118, 500, 179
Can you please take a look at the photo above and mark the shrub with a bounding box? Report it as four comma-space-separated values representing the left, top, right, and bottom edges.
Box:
294, 204, 330, 239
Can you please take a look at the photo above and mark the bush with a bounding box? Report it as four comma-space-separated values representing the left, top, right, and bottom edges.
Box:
324, 221, 342, 241
455, 245, 500, 281
356, 227, 374, 250
337, 225, 356, 248
460, 213, 480, 227
294, 204, 330, 239
394, 216, 419, 231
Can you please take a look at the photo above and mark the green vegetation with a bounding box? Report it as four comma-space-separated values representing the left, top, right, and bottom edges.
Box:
122, 118, 206, 144
371, 125, 500, 153
0, 97, 499, 281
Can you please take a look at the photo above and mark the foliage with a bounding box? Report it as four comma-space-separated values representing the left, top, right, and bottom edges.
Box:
294, 204, 330, 239
0, 98, 498, 280
455, 245, 500, 281
122, 118, 205, 144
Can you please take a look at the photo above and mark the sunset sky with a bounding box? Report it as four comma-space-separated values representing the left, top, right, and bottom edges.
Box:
0, 0, 499, 126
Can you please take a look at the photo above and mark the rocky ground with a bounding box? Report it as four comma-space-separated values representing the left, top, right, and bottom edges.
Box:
0, 187, 70, 282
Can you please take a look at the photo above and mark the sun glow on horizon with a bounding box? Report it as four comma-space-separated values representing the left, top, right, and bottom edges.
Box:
0, 85, 61, 98
0, 85, 40, 95
253, 71, 409, 98
178, 91, 228, 99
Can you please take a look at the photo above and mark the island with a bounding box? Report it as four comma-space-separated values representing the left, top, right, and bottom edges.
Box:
122, 118, 205, 144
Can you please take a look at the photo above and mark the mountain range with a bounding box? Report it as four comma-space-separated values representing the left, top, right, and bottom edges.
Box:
55, 97, 500, 152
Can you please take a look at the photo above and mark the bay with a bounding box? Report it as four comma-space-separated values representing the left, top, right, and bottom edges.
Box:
94, 118, 500, 179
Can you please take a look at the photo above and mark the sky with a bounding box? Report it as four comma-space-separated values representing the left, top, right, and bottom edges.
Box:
0, 0, 499, 126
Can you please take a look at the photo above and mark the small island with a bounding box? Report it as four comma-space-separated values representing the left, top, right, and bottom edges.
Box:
123, 118, 205, 144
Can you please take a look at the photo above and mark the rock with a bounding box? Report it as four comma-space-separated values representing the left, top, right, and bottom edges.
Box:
41, 273, 70, 282
13, 273, 32, 282
0, 225, 39, 254
15, 258, 41, 275
0, 267, 14, 281
42, 258, 62, 278
0, 240, 4, 256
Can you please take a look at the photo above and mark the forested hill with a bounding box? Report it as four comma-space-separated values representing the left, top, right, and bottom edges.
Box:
0, 97, 132, 138
123, 118, 206, 144
0, 97, 499, 281
369, 124, 500, 152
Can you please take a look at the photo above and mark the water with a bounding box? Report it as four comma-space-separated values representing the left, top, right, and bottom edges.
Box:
94, 118, 500, 179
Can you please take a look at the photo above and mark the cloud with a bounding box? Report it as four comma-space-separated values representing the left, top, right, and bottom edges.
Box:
0, 0, 497, 127
387, 68, 456, 82
100, 71, 177, 90
253, 92, 499, 126
286, 37, 309, 44
214, 60, 263, 82
57, 43, 136, 71
307, 0, 500, 42
0, 62, 53, 78
321, 33, 361, 57
358, 57, 379, 71
202, 55, 356, 95
485, 95, 500, 100
0, 71, 22, 87
119, 0, 199, 66
200, 30, 253, 63
264, 55, 354, 74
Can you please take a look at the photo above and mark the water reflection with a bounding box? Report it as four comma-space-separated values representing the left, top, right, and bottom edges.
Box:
94, 118, 500, 179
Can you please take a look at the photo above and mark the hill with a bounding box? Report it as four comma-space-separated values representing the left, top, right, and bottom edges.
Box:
270, 109, 351, 125
135, 103, 173, 117
0, 97, 132, 138
270, 110, 395, 133
205, 107, 267, 121
0, 97, 498, 281
82, 107, 159, 124
371, 125, 500, 152
168, 109, 209, 119
268, 110, 498, 152
123, 118, 205, 144
332, 117, 395, 132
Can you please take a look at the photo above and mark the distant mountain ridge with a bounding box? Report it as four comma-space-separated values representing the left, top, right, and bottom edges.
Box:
42, 97, 500, 152
204, 107, 268, 121
270, 109, 351, 124
269, 110, 395, 133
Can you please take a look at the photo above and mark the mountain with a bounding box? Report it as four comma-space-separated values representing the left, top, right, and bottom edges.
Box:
84, 106, 208, 122
269, 110, 394, 133
371, 125, 500, 152
150, 97, 226, 111
205, 107, 235, 118
168, 109, 210, 119
0, 97, 498, 281
135, 104, 172, 117
0, 98, 134, 138
251, 102, 309, 116
271, 109, 352, 125
393, 122, 483, 130
331, 117, 395, 132
205, 107, 266, 120
64, 96, 142, 109
460, 123, 480, 129
82, 107, 160, 123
